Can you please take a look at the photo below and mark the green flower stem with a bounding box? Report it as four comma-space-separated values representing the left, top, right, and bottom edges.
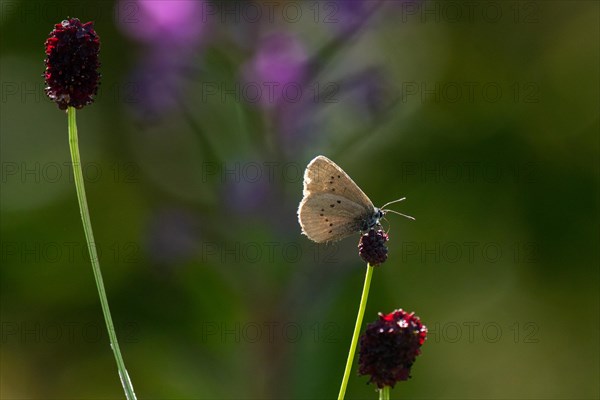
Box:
67, 107, 137, 400
379, 386, 390, 400
338, 263, 375, 400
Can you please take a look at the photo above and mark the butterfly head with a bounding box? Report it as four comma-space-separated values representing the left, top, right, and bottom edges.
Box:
361, 208, 385, 231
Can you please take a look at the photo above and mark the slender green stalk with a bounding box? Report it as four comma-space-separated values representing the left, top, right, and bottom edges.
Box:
338, 263, 375, 400
379, 386, 390, 400
67, 107, 137, 400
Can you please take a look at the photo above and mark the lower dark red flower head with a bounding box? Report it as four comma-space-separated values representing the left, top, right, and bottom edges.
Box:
44, 18, 100, 110
358, 309, 427, 388
358, 229, 388, 266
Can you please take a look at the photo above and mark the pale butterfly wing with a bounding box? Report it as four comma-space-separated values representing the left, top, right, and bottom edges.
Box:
299, 193, 374, 242
302, 156, 375, 208
298, 155, 376, 243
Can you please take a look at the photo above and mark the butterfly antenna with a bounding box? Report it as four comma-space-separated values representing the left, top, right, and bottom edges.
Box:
380, 197, 415, 220
384, 209, 415, 221
380, 197, 406, 209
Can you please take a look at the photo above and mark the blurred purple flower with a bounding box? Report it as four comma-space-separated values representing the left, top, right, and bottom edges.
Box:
117, 0, 207, 120
332, 0, 370, 32
275, 100, 320, 153
240, 32, 319, 155
221, 171, 270, 215
145, 207, 201, 267
331, 1, 416, 33
117, 0, 206, 45
344, 68, 392, 120
125, 50, 190, 122
241, 32, 308, 109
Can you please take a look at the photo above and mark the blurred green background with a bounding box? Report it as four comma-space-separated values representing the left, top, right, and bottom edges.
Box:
1, 0, 598, 399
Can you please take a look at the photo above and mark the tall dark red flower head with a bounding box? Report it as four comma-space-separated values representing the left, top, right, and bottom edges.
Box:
358, 309, 427, 388
44, 18, 100, 110
358, 229, 389, 266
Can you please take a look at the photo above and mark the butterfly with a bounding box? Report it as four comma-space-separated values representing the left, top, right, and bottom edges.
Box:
297, 155, 414, 243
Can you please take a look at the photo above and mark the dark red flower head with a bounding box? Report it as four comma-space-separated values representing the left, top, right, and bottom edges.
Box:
358, 309, 427, 388
44, 18, 100, 110
358, 229, 388, 266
